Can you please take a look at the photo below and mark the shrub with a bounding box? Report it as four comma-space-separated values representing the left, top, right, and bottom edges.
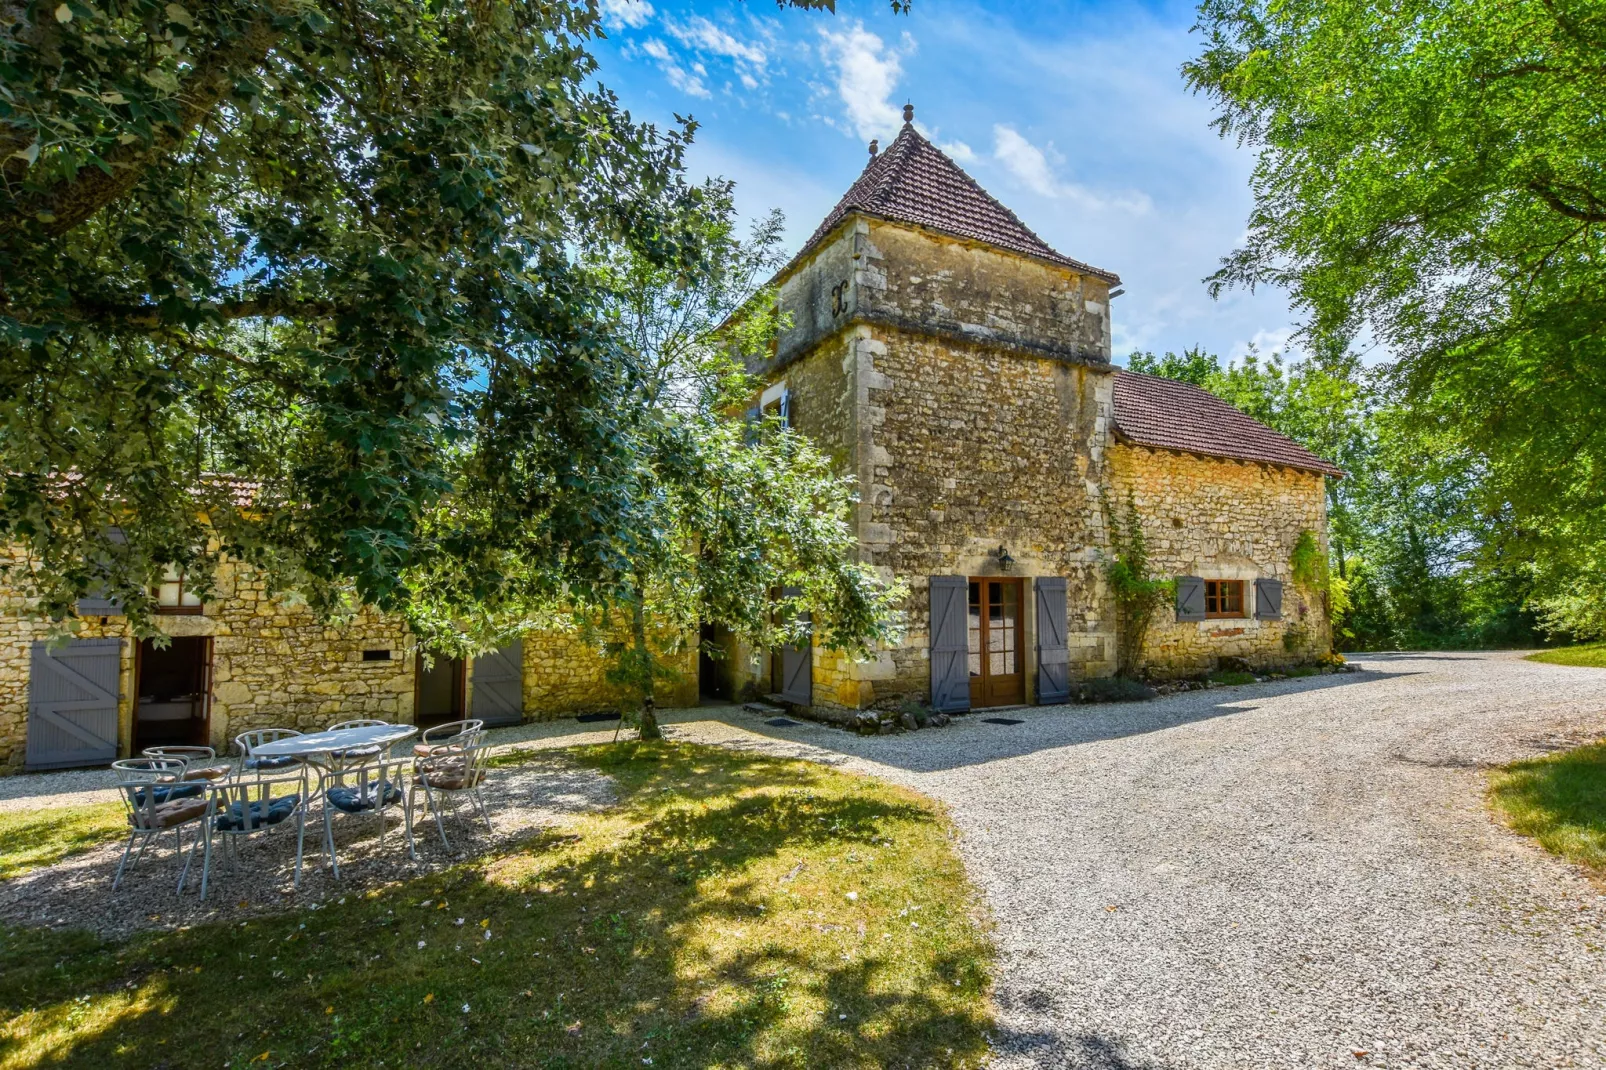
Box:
1080, 677, 1157, 703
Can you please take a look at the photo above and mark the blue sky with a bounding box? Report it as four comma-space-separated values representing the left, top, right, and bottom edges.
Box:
590, 0, 1300, 364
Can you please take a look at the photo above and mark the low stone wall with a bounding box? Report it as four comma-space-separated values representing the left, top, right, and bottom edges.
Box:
522, 623, 697, 720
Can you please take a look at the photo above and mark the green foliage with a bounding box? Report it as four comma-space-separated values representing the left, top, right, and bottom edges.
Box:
0, 0, 904, 645
1080, 676, 1156, 703
1488, 740, 1606, 874
1207, 670, 1256, 687
1184, 0, 1606, 651
1103, 496, 1174, 678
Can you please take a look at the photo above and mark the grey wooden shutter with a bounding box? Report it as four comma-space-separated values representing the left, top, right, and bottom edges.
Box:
1176, 576, 1206, 622
778, 587, 812, 706
929, 576, 971, 713
27, 638, 121, 770
470, 642, 524, 727
1254, 578, 1284, 620
1034, 577, 1071, 704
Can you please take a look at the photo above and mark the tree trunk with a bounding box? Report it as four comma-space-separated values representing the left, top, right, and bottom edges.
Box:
631, 584, 661, 741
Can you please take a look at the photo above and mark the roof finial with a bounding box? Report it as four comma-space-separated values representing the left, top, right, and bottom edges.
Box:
868, 138, 879, 158
902, 102, 914, 124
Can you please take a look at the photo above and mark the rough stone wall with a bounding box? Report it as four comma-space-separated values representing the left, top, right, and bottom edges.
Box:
1108, 444, 1333, 676
522, 624, 697, 719
0, 554, 413, 770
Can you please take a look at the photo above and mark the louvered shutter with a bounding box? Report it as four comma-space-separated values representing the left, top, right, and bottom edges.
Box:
470, 642, 524, 727
1254, 578, 1284, 620
27, 638, 121, 769
778, 587, 812, 706
929, 576, 971, 713
1034, 577, 1071, 704
1176, 576, 1206, 622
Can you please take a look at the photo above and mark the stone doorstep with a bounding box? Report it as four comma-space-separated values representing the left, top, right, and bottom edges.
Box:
742, 701, 786, 716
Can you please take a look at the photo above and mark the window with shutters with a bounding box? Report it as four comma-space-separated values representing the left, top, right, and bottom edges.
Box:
154, 566, 203, 614
1204, 579, 1245, 619
761, 382, 792, 428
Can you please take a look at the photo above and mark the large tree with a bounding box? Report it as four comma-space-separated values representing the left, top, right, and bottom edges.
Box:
1185, 0, 1606, 627
0, 0, 898, 637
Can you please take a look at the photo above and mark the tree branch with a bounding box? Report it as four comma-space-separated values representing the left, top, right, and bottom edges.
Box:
2, 15, 282, 239
1527, 180, 1606, 223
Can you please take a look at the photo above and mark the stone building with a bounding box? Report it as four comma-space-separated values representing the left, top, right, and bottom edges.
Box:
717, 109, 1343, 721
1, 551, 694, 772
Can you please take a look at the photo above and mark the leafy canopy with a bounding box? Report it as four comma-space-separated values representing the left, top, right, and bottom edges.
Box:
1184, 0, 1606, 640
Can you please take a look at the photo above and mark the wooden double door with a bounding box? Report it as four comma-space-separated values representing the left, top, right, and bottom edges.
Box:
968, 578, 1024, 707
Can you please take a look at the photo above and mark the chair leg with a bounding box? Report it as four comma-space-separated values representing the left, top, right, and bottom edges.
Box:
428, 784, 451, 850
112, 834, 137, 892
294, 812, 306, 889
405, 792, 419, 861
471, 788, 493, 833
177, 825, 200, 893
199, 827, 214, 901
325, 807, 340, 880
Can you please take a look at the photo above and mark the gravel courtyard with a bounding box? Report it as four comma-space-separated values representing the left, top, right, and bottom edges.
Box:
678, 652, 1606, 1069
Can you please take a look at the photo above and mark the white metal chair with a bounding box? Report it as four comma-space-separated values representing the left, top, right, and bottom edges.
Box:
324, 718, 393, 766
234, 728, 303, 771
197, 764, 310, 899
317, 752, 413, 876
411, 718, 484, 759
142, 744, 231, 782
111, 758, 208, 892
407, 729, 492, 853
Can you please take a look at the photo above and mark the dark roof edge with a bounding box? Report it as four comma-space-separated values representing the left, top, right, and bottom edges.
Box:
1110, 426, 1346, 480
772, 210, 1123, 290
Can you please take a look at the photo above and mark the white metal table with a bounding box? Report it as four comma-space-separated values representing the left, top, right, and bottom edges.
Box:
249, 724, 419, 761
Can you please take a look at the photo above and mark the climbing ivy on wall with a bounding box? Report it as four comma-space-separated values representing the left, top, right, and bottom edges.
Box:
1104, 497, 1175, 678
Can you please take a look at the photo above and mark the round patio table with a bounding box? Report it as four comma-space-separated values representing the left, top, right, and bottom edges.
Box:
248, 724, 419, 761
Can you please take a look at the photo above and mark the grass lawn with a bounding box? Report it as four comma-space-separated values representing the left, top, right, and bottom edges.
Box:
0, 742, 994, 1069
0, 804, 126, 882
1526, 643, 1606, 668
1488, 740, 1606, 875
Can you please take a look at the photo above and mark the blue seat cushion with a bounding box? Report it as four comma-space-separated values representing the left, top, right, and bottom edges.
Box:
327, 782, 403, 813
244, 754, 298, 771
215, 794, 301, 831
132, 782, 204, 806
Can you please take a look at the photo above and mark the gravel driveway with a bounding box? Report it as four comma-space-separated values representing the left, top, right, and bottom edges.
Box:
676, 652, 1606, 1069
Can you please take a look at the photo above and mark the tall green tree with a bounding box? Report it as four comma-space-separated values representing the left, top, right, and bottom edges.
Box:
0, 0, 907, 641
1184, 0, 1606, 637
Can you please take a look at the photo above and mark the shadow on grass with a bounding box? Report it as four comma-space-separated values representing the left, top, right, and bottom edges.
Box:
0, 805, 125, 883
1488, 739, 1606, 875
0, 742, 992, 1069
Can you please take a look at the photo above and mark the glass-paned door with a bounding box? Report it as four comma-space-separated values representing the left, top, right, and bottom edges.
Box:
968, 578, 1024, 707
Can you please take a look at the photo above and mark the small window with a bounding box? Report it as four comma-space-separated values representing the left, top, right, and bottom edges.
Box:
761, 384, 793, 428
155, 566, 203, 614
1204, 579, 1245, 619
362, 649, 393, 662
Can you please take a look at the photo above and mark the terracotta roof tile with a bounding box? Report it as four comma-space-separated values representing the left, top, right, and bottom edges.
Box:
797, 121, 1120, 283
1112, 370, 1344, 478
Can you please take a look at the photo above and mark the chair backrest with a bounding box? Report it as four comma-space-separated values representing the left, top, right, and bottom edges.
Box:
327, 718, 391, 731
320, 751, 411, 812
208, 765, 307, 834
234, 728, 303, 757
142, 744, 216, 765
112, 757, 188, 828
419, 729, 491, 790
420, 719, 485, 746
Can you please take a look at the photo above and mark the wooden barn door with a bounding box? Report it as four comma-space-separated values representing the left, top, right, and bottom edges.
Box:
470, 642, 524, 728
777, 587, 812, 706
27, 638, 121, 770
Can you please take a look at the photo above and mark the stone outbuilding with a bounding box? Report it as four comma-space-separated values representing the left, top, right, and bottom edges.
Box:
712, 109, 1343, 722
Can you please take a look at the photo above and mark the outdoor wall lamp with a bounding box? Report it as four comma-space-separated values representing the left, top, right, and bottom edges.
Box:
994, 546, 1014, 573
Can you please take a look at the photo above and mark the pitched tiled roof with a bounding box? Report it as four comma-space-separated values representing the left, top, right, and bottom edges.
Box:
1112, 370, 1344, 478
796, 120, 1120, 283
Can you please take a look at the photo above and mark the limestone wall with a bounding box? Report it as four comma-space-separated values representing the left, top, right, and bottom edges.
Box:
522, 623, 697, 719
1108, 444, 1333, 676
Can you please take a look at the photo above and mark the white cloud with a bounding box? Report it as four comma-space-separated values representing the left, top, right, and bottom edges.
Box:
1229, 327, 1302, 363
599, 0, 653, 31
991, 124, 1151, 215
938, 139, 976, 163
818, 22, 910, 142
667, 16, 766, 67
642, 38, 709, 98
